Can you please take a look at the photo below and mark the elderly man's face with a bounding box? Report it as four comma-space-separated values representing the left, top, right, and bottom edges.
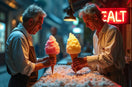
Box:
29, 15, 44, 34
83, 14, 97, 31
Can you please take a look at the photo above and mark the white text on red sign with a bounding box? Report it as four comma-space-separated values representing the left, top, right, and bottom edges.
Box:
100, 8, 129, 24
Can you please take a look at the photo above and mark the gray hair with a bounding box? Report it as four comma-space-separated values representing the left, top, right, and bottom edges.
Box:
79, 3, 102, 19
22, 4, 47, 22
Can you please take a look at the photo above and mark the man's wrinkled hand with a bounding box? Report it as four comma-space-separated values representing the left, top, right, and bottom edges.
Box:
71, 57, 89, 72
42, 57, 56, 67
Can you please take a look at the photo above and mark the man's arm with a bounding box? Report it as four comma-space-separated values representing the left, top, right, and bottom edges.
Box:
86, 28, 124, 69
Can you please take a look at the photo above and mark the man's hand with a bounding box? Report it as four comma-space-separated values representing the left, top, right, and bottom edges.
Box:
34, 57, 57, 71
71, 57, 89, 72
43, 57, 56, 67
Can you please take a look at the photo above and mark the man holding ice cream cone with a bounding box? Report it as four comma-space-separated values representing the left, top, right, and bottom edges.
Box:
70, 3, 126, 86
66, 33, 89, 73
5, 4, 56, 87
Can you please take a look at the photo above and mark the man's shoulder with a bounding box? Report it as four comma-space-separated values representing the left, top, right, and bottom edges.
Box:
11, 30, 24, 38
107, 24, 119, 33
10, 23, 27, 38
108, 24, 118, 30
7, 30, 25, 42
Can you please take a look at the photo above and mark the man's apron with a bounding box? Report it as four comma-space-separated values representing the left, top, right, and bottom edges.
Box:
7, 29, 38, 87
27, 46, 38, 87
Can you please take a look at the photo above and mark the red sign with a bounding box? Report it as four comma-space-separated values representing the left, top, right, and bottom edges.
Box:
100, 8, 129, 24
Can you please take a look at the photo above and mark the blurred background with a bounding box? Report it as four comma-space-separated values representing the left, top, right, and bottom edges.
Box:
0, 0, 131, 87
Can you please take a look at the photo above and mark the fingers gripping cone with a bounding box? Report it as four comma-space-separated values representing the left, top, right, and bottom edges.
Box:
49, 54, 56, 74
70, 54, 78, 73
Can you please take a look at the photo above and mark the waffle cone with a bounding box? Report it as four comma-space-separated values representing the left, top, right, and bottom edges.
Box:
70, 54, 78, 73
48, 54, 56, 74
70, 54, 78, 62
49, 54, 56, 58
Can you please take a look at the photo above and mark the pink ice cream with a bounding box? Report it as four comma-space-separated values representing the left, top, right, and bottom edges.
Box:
45, 35, 60, 55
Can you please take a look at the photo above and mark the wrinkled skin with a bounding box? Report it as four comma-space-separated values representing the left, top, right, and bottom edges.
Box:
71, 57, 89, 72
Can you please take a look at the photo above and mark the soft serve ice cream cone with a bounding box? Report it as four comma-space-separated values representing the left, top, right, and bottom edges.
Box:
45, 35, 60, 74
66, 33, 81, 72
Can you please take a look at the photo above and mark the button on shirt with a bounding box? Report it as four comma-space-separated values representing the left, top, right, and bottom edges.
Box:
86, 23, 125, 70
5, 23, 35, 76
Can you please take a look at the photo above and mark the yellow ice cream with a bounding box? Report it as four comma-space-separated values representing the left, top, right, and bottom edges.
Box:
66, 33, 81, 54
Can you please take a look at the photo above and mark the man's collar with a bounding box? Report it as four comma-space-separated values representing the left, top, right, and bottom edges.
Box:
100, 22, 108, 33
17, 23, 31, 38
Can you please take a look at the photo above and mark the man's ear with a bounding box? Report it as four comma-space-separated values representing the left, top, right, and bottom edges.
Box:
28, 18, 33, 25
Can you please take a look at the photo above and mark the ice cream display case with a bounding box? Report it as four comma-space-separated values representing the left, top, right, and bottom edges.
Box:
33, 33, 121, 87
33, 65, 121, 87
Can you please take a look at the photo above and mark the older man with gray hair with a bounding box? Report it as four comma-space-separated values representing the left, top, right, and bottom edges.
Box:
71, 3, 126, 86
5, 4, 56, 87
